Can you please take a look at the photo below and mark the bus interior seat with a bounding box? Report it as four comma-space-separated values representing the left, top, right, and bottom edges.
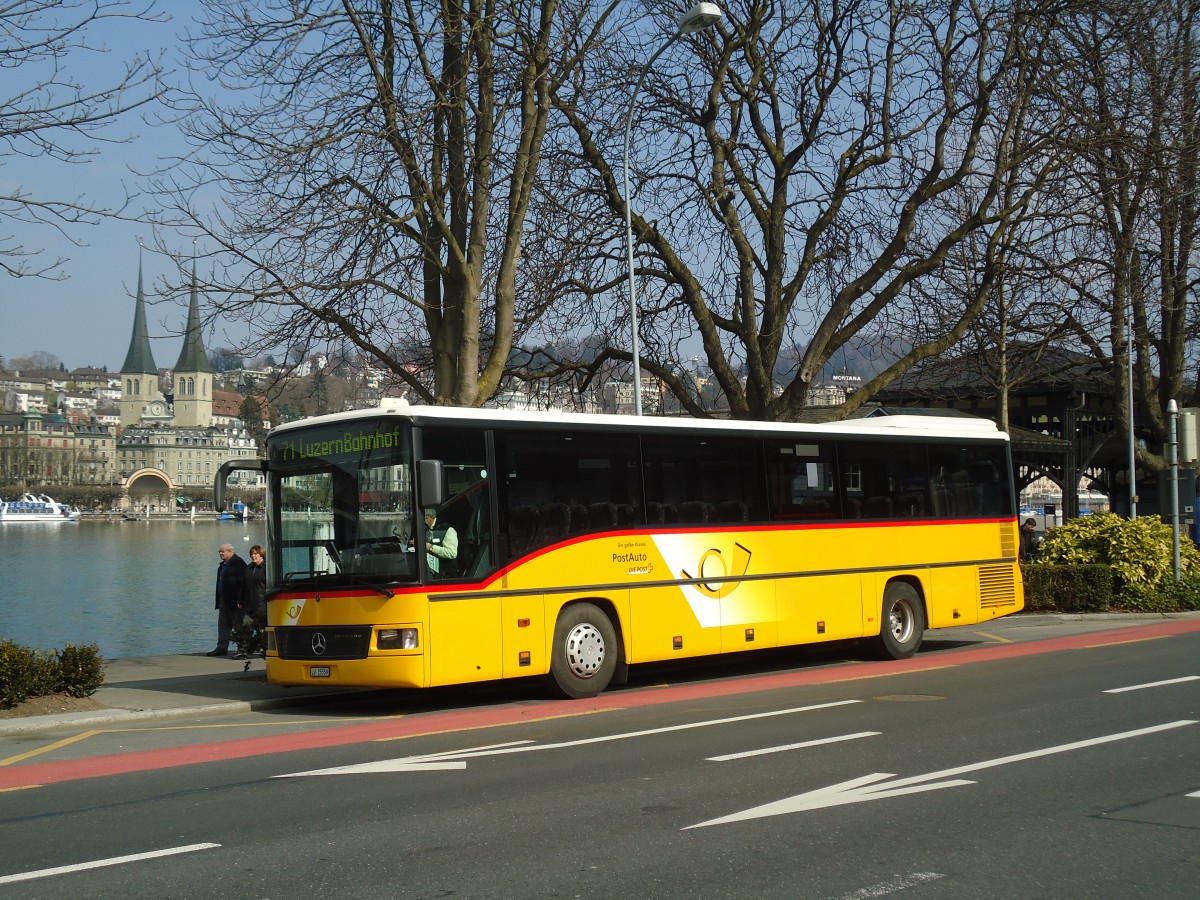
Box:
718, 500, 748, 522
896, 492, 926, 518
508, 504, 540, 558
569, 504, 590, 534
863, 496, 895, 518
537, 503, 571, 545
678, 500, 713, 524
844, 497, 863, 518
930, 484, 953, 516
646, 501, 678, 524
588, 502, 618, 530
615, 503, 636, 527
465, 541, 491, 578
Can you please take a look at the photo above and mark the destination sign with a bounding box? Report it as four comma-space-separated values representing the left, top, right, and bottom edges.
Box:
270, 423, 409, 465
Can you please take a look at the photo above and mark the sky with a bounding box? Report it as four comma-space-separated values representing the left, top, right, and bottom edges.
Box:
1, 1, 208, 373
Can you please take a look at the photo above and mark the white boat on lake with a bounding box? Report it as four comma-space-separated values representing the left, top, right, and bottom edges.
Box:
0, 493, 81, 523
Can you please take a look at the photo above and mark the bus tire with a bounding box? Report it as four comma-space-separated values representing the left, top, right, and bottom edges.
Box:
871, 581, 924, 660
549, 603, 617, 699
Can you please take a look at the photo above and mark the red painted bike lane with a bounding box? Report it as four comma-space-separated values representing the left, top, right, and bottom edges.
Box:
3, 619, 1198, 792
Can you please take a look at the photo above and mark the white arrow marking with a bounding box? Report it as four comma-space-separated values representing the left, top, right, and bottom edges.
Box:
1104, 675, 1199, 693
278, 740, 533, 777
1187, 790, 1200, 798
685, 719, 1198, 828
278, 701, 861, 778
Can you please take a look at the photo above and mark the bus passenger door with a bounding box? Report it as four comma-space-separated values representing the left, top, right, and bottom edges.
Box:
428, 595, 502, 686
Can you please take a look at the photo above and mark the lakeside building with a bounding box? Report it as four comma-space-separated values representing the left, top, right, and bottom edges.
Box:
0, 261, 262, 508
114, 262, 261, 511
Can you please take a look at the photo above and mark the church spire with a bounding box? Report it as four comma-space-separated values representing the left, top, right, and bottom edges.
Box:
120, 256, 158, 375
173, 262, 213, 374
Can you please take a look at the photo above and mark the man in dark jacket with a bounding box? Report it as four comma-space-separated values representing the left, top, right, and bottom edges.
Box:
209, 542, 247, 656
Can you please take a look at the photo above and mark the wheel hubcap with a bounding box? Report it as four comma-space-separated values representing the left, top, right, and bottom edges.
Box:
564, 622, 605, 679
889, 600, 914, 643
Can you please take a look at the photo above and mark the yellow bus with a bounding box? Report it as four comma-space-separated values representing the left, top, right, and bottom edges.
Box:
217, 401, 1023, 698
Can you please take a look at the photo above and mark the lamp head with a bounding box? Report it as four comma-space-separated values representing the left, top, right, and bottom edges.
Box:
678, 2, 723, 33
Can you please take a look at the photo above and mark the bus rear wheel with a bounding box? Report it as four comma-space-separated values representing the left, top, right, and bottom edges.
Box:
549, 603, 617, 699
871, 582, 924, 660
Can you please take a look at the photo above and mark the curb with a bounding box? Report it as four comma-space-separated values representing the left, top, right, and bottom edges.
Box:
0, 691, 375, 737
1004, 611, 1200, 627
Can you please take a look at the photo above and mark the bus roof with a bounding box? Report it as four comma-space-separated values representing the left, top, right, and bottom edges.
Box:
269, 399, 1009, 443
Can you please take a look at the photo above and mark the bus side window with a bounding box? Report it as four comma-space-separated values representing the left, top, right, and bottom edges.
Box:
496, 429, 640, 563
836, 440, 930, 520
926, 446, 1012, 519
765, 439, 839, 520
644, 435, 767, 524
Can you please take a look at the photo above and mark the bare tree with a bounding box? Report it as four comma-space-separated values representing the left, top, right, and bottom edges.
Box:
0, 0, 164, 278
546, 0, 1066, 420
153, 0, 618, 407
1046, 0, 1200, 471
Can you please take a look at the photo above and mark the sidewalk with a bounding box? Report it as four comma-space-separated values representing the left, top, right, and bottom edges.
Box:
0, 652, 376, 736
3, 611, 1197, 736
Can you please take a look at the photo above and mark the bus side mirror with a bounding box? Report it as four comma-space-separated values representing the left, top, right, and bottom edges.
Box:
215, 459, 268, 512
418, 459, 445, 509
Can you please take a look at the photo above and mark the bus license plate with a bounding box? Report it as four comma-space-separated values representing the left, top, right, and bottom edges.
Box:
310, 666, 331, 678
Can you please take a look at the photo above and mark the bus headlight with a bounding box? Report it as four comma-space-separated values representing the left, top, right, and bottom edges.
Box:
377, 628, 419, 650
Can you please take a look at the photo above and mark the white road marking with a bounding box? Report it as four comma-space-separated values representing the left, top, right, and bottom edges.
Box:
1187, 790, 1200, 798
708, 732, 880, 762
830, 871, 946, 898
277, 700, 861, 778
1103, 675, 1199, 693
282, 740, 534, 776
685, 719, 1199, 828
0, 843, 221, 885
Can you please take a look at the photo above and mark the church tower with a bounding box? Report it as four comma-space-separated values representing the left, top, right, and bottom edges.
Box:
170, 264, 214, 428
119, 260, 162, 427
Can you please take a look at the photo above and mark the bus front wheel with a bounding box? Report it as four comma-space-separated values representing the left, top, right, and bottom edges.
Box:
549, 603, 617, 699
871, 582, 924, 660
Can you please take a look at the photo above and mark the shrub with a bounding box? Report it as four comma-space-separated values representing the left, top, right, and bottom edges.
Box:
56, 643, 106, 698
1147, 575, 1200, 613
1022, 563, 1114, 612
0, 641, 37, 708
1036, 512, 1200, 594
0, 640, 106, 707
28, 649, 60, 697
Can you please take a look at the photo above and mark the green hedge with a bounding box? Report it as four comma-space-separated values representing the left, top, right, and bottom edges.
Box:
1022, 563, 1200, 613
1022, 512, 1200, 613
1021, 564, 1114, 613
0, 641, 105, 708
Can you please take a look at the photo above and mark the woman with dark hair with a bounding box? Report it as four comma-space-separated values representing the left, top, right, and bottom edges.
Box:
244, 545, 267, 618
234, 544, 268, 660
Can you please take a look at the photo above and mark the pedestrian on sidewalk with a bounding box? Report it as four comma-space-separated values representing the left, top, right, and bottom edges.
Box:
210, 542, 246, 656
234, 544, 268, 659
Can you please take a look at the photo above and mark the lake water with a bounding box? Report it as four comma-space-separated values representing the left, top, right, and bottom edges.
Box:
1, 519, 267, 659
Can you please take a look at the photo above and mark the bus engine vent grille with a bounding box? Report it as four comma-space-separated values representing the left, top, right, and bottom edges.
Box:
999, 523, 1017, 559
276, 626, 372, 660
979, 565, 1017, 608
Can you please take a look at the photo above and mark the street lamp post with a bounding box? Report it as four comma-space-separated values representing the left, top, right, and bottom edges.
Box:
1168, 398, 1181, 581
622, 2, 723, 416
1126, 313, 1137, 518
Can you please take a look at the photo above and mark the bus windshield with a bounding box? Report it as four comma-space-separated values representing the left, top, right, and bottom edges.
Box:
267, 420, 416, 589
